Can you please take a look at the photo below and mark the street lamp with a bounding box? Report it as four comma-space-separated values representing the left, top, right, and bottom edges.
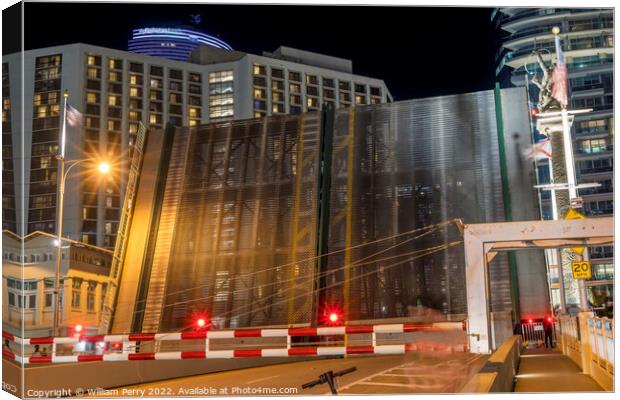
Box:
52, 91, 111, 337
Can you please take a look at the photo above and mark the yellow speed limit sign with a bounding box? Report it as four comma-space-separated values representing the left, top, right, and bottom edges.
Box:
572, 261, 591, 280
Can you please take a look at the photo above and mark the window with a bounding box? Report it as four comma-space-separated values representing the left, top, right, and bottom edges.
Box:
150, 78, 161, 89
108, 71, 119, 82
209, 70, 233, 83
289, 83, 301, 94
150, 65, 163, 76
87, 281, 97, 311
129, 87, 141, 97
355, 95, 367, 105
355, 83, 366, 93
323, 78, 334, 88
254, 88, 266, 99
271, 68, 284, 79
289, 71, 301, 82
108, 95, 119, 106
188, 107, 200, 118
307, 97, 318, 108
272, 103, 284, 113
272, 80, 284, 91
71, 278, 82, 309
306, 75, 318, 85
87, 68, 99, 79
86, 92, 99, 104
169, 69, 183, 80
87, 55, 101, 66
253, 76, 266, 87
370, 86, 382, 97
307, 86, 318, 96
253, 64, 266, 75
339, 81, 351, 91
324, 89, 335, 99
189, 72, 201, 82
272, 92, 284, 102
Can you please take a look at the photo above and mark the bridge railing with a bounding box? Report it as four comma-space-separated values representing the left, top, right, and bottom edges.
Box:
587, 317, 614, 376
556, 315, 613, 391
2, 322, 467, 364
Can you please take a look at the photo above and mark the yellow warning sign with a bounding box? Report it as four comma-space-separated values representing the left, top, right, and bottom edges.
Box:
564, 208, 586, 254
572, 261, 591, 280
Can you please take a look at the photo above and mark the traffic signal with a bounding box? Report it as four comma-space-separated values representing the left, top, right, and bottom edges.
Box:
74, 324, 83, 333
321, 305, 343, 326
196, 318, 206, 328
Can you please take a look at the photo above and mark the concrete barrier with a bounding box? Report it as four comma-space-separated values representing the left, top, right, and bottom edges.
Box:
3, 355, 329, 398
461, 335, 521, 393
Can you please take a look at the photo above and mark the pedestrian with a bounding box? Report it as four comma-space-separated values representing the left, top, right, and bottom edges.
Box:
32, 344, 41, 356
4, 338, 10, 352
41, 346, 48, 357
543, 318, 554, 349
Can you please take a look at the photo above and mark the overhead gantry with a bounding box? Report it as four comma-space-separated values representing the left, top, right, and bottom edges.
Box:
461, 217, 613, 354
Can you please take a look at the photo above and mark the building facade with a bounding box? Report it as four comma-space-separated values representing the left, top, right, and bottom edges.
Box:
128, 27, 233, 61
2, 230, 113, 338
494, 7, 614, 313
2, 43, 391, 249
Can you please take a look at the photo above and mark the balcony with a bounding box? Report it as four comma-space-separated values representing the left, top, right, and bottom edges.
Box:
575, 145, 614, 155
579, 166, 613, 175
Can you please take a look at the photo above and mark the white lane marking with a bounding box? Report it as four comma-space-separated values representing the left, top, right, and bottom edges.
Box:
336, 353, 485, 394
246, 374, 280, 384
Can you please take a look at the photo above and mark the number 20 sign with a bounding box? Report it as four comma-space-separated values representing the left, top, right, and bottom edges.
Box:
572, 261, 591, 280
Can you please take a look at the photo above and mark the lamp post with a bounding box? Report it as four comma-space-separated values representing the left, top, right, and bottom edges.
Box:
52, 91, 110, 337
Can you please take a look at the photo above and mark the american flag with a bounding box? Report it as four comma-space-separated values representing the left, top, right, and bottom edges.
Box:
524, 139, 552, 161
551, 44, 569, 108
66, 104, 83, 128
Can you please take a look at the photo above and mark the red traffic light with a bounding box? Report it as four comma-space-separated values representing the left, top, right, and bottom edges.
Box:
196, 318, 206, 328
74, 324, 83, 333
547, 316, 552, 322
528, 319, 533, 324
321, 304, 343, 326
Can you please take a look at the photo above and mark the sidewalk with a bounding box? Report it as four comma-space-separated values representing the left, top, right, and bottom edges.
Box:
514, 347, 604, 392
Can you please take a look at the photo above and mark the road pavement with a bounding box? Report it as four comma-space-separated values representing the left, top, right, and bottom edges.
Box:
86, 351, 486, 397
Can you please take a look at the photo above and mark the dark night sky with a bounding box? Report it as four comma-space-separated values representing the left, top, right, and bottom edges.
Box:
8, 2, 498, 100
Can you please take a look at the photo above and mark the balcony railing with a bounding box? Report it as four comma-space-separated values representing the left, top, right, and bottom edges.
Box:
576, 145, 614, 154
579, 166, 613, 175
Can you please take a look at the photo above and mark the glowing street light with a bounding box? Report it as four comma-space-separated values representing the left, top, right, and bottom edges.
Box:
52, 91, 112, 337
98, 162, 111, 174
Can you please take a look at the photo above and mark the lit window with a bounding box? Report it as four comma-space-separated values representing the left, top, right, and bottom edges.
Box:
188, 107, 199, 118
253, 64, 266, 75
33, 94, 41, 106
86, 93, 98, 104
209, 70, 233, 83
130, 87, 139, 97
254, 88, 266, 99
37, 106, 47, 118
307, 97, 318, 108
108, 71, 118, 82
108, 95, 117, 106
129, 74, 138, 85
87, 68, 99, 79
87, 55, 96, 66
189, 119, 198, 127
150, 113, 158, 124
129, 123, 138, 134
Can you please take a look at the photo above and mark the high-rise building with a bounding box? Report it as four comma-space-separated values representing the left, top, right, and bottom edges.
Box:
128, 27, 233, 61
2, 43, 391, 249
110, 88, 548, 334
494, 8, 613, 313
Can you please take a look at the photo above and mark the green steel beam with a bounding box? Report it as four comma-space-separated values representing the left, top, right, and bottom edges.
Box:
494, 83, 521, 322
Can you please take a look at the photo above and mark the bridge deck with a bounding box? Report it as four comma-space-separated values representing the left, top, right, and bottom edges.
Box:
515, 348, 604, 392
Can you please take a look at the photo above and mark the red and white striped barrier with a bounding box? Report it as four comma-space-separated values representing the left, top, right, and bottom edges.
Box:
2, 322, 466, 364
5, 343, 466, 364
2, 323, 460, 345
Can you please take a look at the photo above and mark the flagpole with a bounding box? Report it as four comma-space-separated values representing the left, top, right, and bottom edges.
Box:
552, 28, 589, 312
53, 90, 69, 337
